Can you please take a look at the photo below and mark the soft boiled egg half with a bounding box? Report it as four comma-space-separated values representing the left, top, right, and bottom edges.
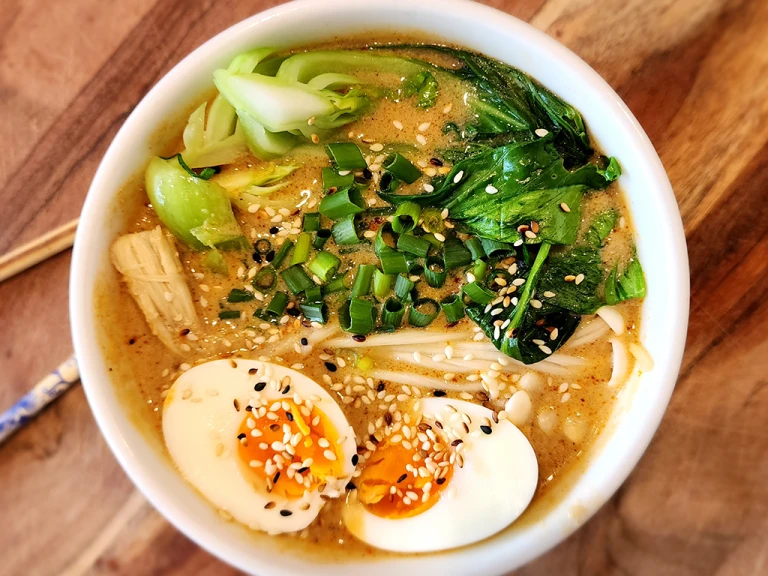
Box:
163, 359, 357, 534
343, 397, 538, 552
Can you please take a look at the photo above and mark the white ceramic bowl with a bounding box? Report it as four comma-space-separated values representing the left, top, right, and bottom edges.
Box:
70, 1, 689, 574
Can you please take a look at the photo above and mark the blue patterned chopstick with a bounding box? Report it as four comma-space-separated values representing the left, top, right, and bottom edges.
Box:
0, 356, 80, 444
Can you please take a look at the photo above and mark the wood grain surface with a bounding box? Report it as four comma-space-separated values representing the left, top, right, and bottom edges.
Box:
1, 0, 766, 574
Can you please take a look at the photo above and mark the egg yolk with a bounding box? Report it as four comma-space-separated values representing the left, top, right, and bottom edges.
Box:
237, 400, 344, 499
356, 436, 454, 518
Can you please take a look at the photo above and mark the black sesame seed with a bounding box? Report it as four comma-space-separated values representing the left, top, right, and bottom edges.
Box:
433, 390, 447, 397
128, 338, 136, 345
324, 362, 337, 372
397, 473, 407, 483
351, 454, 359, 466
273, 472, 281, 484
300, 337, 308, 346
270, 424, 280, 432
245, 405, 253, 412
352, 334, 366, 343
254, 382, 267, 391
280, 510, 293, 517
282, 385, 291, 395
286, 411, 294, 421
451, 439, 463, 446
180, 328, 190, 336
237, 433, 246, 440
248, 368, 259, 375
384, 412, 393, 426
286, 307, 300, 317
346, 481, 357, 491
253, 252, 262, 264
436, 477, 446, 485
429, 157, 444, 167
480, 425, 493, 435
233, 399, 240, 411
369, 434, 380, 445
377, 382, 386, 392
269, 226, 279, 234
362, 167, 373, 179
265, 250, 275, 263
264, 501, 276, 509
298, 467, 309, 474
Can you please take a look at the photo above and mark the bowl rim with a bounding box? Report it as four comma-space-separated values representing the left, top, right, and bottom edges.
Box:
70, 1, 689, 574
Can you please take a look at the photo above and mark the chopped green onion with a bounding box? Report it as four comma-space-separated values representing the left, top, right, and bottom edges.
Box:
291, 232, 312, 265
313, 229, 332, 249
306, 251, 341, 283
351, 264, 375, 298
394, 274, 415, 301
408, 298, 439, 327
462, 281, 495, 305
392, 201, 422, 234
253, 267, 277, 291
379, 249, 409, 275
203, 249, 227, 274
280, 265, 315, 295
300, 302, 328, 324
472, 259, 488, 280
465, 237, 486, 260
340, 298, 377, 335
266, 291, 288, 317
325, 142, 367, 170
384, 153, 422, 184
218, 309, 241, 320
420, 207, 445, 234
304, 285, 323, 303
227, 288, 254, 303
379, 172, 399, 195
323, 273, 351, 295
319, 187, 365, 219
254, 238, 272, 254
332, 216, 360, 245
302, 212, 321, 232
373, 269, 394, 299
381, 298, 405, 328
374, 223, 398, 255
397, 234, 431, 258
443, 238, 472, 270
272, 240, 293, 269
441, 294, 465, 323
424, 256, 447, 288
480, 237, 515, 258
322, 167, 354, 191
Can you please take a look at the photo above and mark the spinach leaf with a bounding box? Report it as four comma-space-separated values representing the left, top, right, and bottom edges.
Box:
537, 246, 604, 314
584, 209, 618, 248
379, 139, 618, 245
605, 256, 646, 305
402, 70, 439, 108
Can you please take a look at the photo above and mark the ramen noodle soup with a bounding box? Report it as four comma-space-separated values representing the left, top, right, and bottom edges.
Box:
98, 38, 650, 556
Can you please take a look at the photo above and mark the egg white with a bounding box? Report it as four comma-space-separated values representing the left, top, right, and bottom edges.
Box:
343, 398, 538, 552
163, 359, 357, 534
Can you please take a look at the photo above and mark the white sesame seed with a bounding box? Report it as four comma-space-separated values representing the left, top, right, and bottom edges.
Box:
535, 128, 549, 137
434, 232, 446, 242
393, 120, 403, 130
539, 345, 553, 355
413, 351, 422, 363
561, 392, 572, 403
363, 230, 377, 238
543, 291, 556, 298
485, 185, 498, 194
550, 328, 559, 340
560, 202, 571, 213
418, 122, 431, 132
575, 273, 585, 285
466, 272, 476, 283
530, 299, 543, 309
416, 134, 427, 146
323, 449, 337, 461
440, 208, 449, 219
453, 171, 464, 183
443, 103, 453, 114
370, 143, 384, 152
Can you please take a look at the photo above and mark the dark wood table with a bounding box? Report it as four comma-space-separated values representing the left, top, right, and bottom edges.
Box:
1, 0, 766, 574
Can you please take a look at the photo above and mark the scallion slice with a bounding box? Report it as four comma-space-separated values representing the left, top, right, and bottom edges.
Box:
319, 187, 366, 219
374, 222, 398, 256
480, 237, 516, 258
472, 259, 488, 281
462, 281, 495, 305
379, 249, 409, 275
379, 172, 399, 195
373, 269, 393, 299
322, 167, 354, 191
465, 237, 486, 260
291, 232, 312, 265
325, 142, 367, 170
323, 273, 352, 295
280, 265, 315, 295
313, 229, 332, 249
300, 302, 328, 324
332, 216, 360, 245
340, 298, 377, 335
227, 288, 254, 303
266, 291, 288, 317
351, 264, 375, 298
253, 267, 277, 291
441, 294, 465, 323
254, 238, 272, 254
272, 240, 293, 269
408, 298, 439, 327
420, 207, 445, 234
381, 298, 405, 328
383, 153, 422, 184
218, 309, 241, 320
304, 285, 323, 303
424, 256, 447, 288
394, 274, 415, 301
302, 212, 321, 232
443, 238, 472, 270
391, 201, 422, 234
396, 233, 431, 258
306, 251, 341, 283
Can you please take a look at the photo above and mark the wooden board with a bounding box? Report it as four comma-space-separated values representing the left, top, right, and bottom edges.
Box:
1, 0, 766, 574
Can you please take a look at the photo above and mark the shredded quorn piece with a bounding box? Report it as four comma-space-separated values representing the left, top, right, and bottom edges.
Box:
111, 226, 198, 353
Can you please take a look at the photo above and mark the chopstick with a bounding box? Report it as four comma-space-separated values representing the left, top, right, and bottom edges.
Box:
0, 218, 78, 283
0, 356, 80, 444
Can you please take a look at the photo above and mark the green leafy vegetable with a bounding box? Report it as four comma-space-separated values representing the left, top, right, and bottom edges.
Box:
537, 246, 604, 314
214, 163, 297, 211
605, 256, 646, 305
584, 209, 618, 248
202, 249, 227, 274
402, 70, 439, 108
